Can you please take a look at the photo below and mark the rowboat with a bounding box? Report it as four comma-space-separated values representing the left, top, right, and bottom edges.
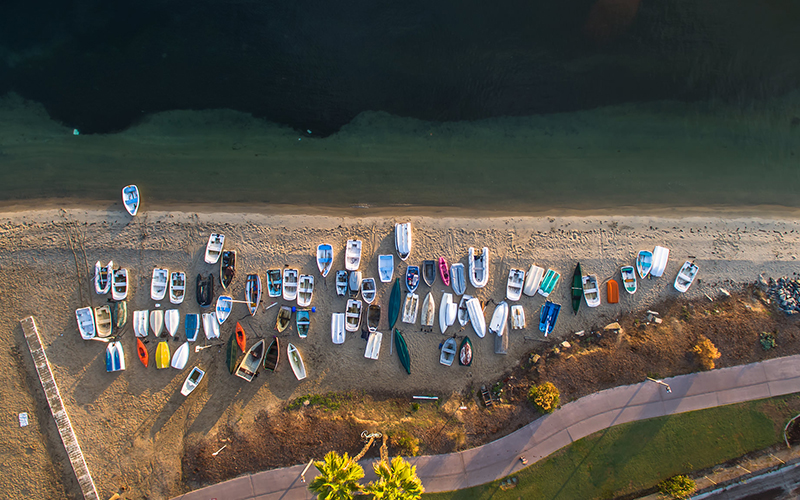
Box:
361, 278, 376, 304
466, 298, 486, 338
494, 319, 508, 354
459, 337, 473, 366
636, 250, 653, 279
263, 337, 279, 372
220, 250, 236, 289
122, 185, 139, 216
227, 332, 239, 374
276, 305, 292, 332
171, 342, 189, 370
133, 310, 148, 337
76, 307, 95, 340
345, 299, 362, 332
150, 268, 168, 301
136, 338, 148, 367
439, 293, 453, 334
331, 312, 346, 344
164, 309, 179, 336
394, 329, 411, 375
267, 269, 282, 297
348, 270, 362, 298
402, 293, 419, 324
458, 295, 472, 326
111, 268, 128, 301
620, 265, 637, 294
215, 295, 232, 324
537, 269, 560, 298
149, 309, 164, 337
488, 301, 509, 336
406, 266, 420, 293
388, 278, 401, 329
235, 322, 246, 353
106, 342, 126, 372
95, 260, 113, 295
236, 339, 265, 382
440, 338, 457, 366
288, 343, 307, 380
582, 274, 601, 307
155, 341, 170, 369
296, 309, 311, 338
651, 246, 670, 277
367, 304, 381, 332
674, 261, 699, 292
422, 292, 436, 328
506, 269, 525, 301
282, 269, 298, 302
523, 264, 544, 296
169, 272, 185, 304
365, 331, 382, 360
113, 301, 127, 330
571, 263, 583, 314
202, 312, 220, 339
510, 305, 525, 329
438, 257, 451, 286
539, 301, 561, 337
181, 367, 205, 396
95, 305, 113, 338
378, 255, 394, 283
422, 260, 436, 287
468, 247, 489, 288
335, 270, 348, 296
451, 264, 466, 296
345, 239, 362, 271
395, 222, 412, 261
245, 274, 262, 315
185, 313, 199, 341
607, 279, 620, 304
316, 244, 333, 277
196, 273, 213, 307
204, 233, 225, 264
297, 275, 314, 307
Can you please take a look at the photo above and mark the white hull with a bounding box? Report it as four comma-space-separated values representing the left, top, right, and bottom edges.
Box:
95, 305, 112, 337
181, 367, 205, 396
582, 274, 601, 308
216, 295, 232, 324
364, 331, 382, 360
395, 222, 412, 261
202, 312, 220, 339
169, 272, 185, 304
439, 293, 453, 334
466, 298, 486, 338
621, 266, 637, 294
316, 244, 333, 277
245, 274, 262, 315
122, 185, 139, 216
489, 301, 509, 336
440, 338, 457, 366
171, 342, 189, 370
345, 239, 362, 271
674, 261, 699, 293
297, 275, 314, 307
283, 269, 299, 302
468, 247, 489, 288
421, 292, 436, 327
75, 307, 96, 340
204, 233, 225, 264
345, 299, 362, 332
331, 313, 346, 344
150, 268, 168, 301
458, 295, 472, 326
361, 278, 376, 304
378, 255, 394, 282
133, 310, 148, 337
650, 246, 670, 277
451, 264, 466, 296
335, 270, 348, 296
106, 341, 126, 372
402, 293, 419, 324
150, 310, 164, 337
94, 260, 113, 295
506, 269, 525, 301
349, 271, 363, 297
288, 343, 307, 380
165, 309, 180, 336
510, 305, 525, 329
111, 268, 128, 301
523, 265, 544, 296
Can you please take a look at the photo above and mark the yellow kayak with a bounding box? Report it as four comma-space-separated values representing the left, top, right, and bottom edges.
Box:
155, 341, 171, 369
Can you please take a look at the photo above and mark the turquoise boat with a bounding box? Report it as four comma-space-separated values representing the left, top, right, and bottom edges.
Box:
394, 329, 411, 374
389, 278, 401, 329
537, 269, 560, 298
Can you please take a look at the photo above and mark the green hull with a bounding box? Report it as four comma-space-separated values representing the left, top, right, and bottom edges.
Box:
571, 262, 583, 314
227, 332, 239, 374
394, 329, 411, 374
459, 336, 473, 366
113, 300, 127, 330
388, 278, 401, 329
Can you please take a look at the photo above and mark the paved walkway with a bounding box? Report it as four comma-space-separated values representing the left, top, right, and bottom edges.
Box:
173, 355, 800, 500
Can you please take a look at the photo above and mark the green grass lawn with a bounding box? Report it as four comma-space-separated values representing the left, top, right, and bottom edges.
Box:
425, 396, 798, 500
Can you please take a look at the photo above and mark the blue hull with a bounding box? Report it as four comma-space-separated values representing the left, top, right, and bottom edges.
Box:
185, 314, 199, 341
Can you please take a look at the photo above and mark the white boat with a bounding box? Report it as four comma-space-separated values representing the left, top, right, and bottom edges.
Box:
489, 301, 509, 336
150, 268, 168, 301
621, 265, 637, 294
202, 312, 220, 339
105, 341, 126, 372
468, 247, 489, 288
395, 222, 412, 261
510, 305, 525, 329
506, 269, 525, 301
165, 309, 180, 336
348, 270, 362, 298
94, 305, 112, 337
378, 255, 394, 282
450, 263, 466, 296
345, 299, 362, 332
582, 274, 601, 307
121, 185, 140, 216
283, 269, 299, 302
494, 320, 509, 355
439, 293, 454, 334
216, 295, 232, 324
335, 270, 348, 296
447, 301, 457, 327
297, 275, 314, 307
316, 244, 334, 277
204, 233, 225, 264
364, 331, 382, 360
466, 298, 486, 338
523, 264, 544, 296
331, 313, 346, 344
150, 309, 164, 337
458, 295, 472, 326
111, 268, 129, 301
288, 343, 307, 380
133, 310, 148, 337
361, 278, 376, 304
75, 307, 96, 340
171, 342, 189, 370
440, 338, 457, 366
266, 269, 282, 297
181, 367, 205, 396
402, 293, 419, 324
421, 292, 436, 327
650, 246, 670, 277
245, 274, 262, 315
236, 339, 265, 382
674, 261, 699, 293
94, 260, 113, 295
345, 239, 362, 271
169, 272, 186, 304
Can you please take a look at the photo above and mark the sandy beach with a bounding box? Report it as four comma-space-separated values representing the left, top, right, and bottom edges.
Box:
2, 207, 800, 498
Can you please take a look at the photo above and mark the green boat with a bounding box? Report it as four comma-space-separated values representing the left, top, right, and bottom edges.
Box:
389, 278, 401, 329
112, 300, 127, 330
226, 332, 239, 374
571, 262, 583, 314
394, 328, 411, 374
459, 336, 473, 366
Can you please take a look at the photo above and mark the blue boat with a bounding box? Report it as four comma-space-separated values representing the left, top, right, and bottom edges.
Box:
539, 301, 561, 337
185, 313, 199, 342
105, 341, 126, 372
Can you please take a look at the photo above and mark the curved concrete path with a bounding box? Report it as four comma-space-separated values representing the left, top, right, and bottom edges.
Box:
173, 354, 800, 500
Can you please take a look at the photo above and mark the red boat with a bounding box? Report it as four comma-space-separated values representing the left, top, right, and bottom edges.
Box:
137, 337, 149, 368
438, 257, 451, 286
235, 322, 246, 353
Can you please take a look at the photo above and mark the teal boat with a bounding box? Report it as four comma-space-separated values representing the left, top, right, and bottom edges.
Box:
389, 278, 401, 329
537, 269, 560, 298
571, 262, 583, 314
394, 328, 411, 374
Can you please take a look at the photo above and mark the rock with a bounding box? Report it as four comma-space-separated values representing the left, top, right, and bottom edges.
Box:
560, 341, 571, 349
604, 322, 623, 334
654, 318, 663, 324
758, 274, 769, 292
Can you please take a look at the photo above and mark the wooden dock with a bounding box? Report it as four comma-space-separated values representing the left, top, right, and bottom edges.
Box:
21, 316, 99, 500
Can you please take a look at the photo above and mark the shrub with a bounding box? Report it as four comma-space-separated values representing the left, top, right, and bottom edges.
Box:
390, 430, 421, 457
528, 382, 560, 414
658, 475, 696, 499
692, 336, 721, 370
760, 332, 777, 350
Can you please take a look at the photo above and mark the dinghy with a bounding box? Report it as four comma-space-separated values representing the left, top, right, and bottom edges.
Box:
181, 367, 205, 396
95, 260, 113, 295
136, 338, 148, 367
539, 301, 561, 337
494, 321, 509, 355
607, 279, 620, 304
276, 305, 292, 332
94, 305, 112, 338
113, 301, 127, 330
537, 269, 560, 297
510, 305, 525, 329
395, 222, 412, 261
582, 274, 601, 308
439, 293, 453, 334
488, 301, 509, 336
150, 268, 168, 301
361, 278, 376, 304
405, 266, 420, 293
506, 269, 525, 301
155, 341, 170, 369
402, 293, 419, 324
367, 304, 381, 332
220, 250, 236, 289
288, 343, 307, 380
235, 322, 246, 353
171, 342, 189, 370
651, 246, 670, 277
196, 273, 213, 307
296, 309, 311, 338
267, 269, 282, 297
459, 337, 473, 366
378, 255, 394, 283
204, 233, 225, 264
422, 292, 436, 328
168, 272, 185, 305
335, 270, 348, 296
263, 337, 279, 372
674, 261, 699, 292
297, 275, 314, 307
106, 342, 126, 372
185, 314, 199, 341
523, 264, 544, 297
451, 264, 466, 296
345, 299, 363, 332
112, 268, 128, 301
365, 331, 382, 360
236, 339, 265, 382
316, 244, 334, 277
636, 250, 653, 279
394, 329, 411, 375
227, 332, 240, 374
466, 298, 486, 338
331, 312, 346, 344
122, 185, 140, 216
149, 309, 164, 337
440, 338, 457, 366
621, 265, 637, 294
133, 310, 148, 337
165, 309, 180, 336
202, 312, 220, 339
348, 270, 362, 299
469, 247, 489, 288
438, 257, 451, 286
458, 295, 472, 326
388, 278, 401, 329
345, 239, 362, 271
216, 295, 232, 324
422, 260, 436, 287
282, 269, 298, 302
245, 274, 262, 315
76, 307, 96, 340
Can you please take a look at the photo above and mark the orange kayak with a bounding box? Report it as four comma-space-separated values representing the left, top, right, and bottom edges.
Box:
236, 322, 246, 353
137, 337, 149, 368
607, 279, 620, 304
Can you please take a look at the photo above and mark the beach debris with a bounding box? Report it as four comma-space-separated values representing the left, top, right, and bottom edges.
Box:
574, 330, 585, 336
604, 322, 623, 334
73, 129, 80, 136
480, 385, 493, 407
412, 395, 438, 400
18, 413, 28, 427
212, 444, 227, 456
560, 341, 571, 350
704, 293, 714, 302
654, 317, 663, 324
719, 288, 731, 297
767, 276, 800, 315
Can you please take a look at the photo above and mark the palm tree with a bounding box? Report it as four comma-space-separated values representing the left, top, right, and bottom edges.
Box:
364, 456, 424, 500
308, 451, 365, 500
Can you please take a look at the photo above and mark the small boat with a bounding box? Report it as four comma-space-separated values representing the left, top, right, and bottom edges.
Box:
196, 273, 213, 307
149, 309, 164, 337
468, 247, 489, 289
394, 329, 411, 375
226, 332, 239, 374
510, 305, 525, 329
651, 246, 670, 278
523, 264, 544, 297
607, 279, 620, 304
113, 301, 127, 331
406, 266, 420, 293
335, 270, 348, 296
136, 338, 148, 367
297, 275, 314, 307
422, 260, 436, 287
621, 265, 637, 294
266, 269, 282, 297
216, 295, 232, 324
220, 250, 236, 289
235, 322, 246, 353
348, 270, 362, 299
150, 268, 168, 301
165, 309, 180, 336
440, 338, 457, 366
365, 331, 382, 360
122, 185, 140, 216
263, 337, 279, 372
202, 312, 220, 339
95, 260, 113, 295
388, 278, 401, 329
395, 222, 412, 261
582, 274, 601, 308
494, 323, 508, 355
288, 343, 307, 380
171, 342, 189, 370
236, 339, 265, 382
133, 310, 148, 337
636, 250, 653, 279
458, 295, 472, 326
106, 342, 126, 372
181, 367, 205, 396
459, 337, 473, 366
402, 293, 419, 324
345, 239, 362, 271
438, 257, 451, 286
204, 233, 225, 264
488, 301, 509, 336
422, 292, 436, 328
185, 313, 199, 341
466, 298, 486, 338
296, 309, 311, 338
378, 255, 394, 283
155, 341, 170, 369
571, 263, 583, 314
361, 278, 376, 304
674, 261, 699, 293
282, 269, 298, 302
169, 272, 186, 304
316, 244, 334, 277
76, 307, 96, 340
506, 269, 525, 301
345, 299, 363, 332
439, 293, 453, 334
331, 312, 346, 344
451, 264, 466, 296
245, 274, 262, 315
111, 268, 129, 301
539, 301, 561, 337
537, 269, 560, 297
95, 305, 113, 338
276, 305, 292, 332
367, 304, 381, 332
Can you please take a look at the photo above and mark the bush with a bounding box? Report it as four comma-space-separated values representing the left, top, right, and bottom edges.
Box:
658, 475, 696, 499
692, 336, 721, 370
390, 430, 421, 457
528, 382, 560, 414
760, 332, 777, 350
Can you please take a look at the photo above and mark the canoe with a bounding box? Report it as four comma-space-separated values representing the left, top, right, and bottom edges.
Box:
236, 339, 265, 382
112, 301, 127, 330
95, 260, 113, 295
621, 265, 637, 294
539, 301, 561, 337
136, 337, 148, 367
220, 250, 236, 289
440, 338, 457, 366
296, 309, 311, 338
582, 274, 601, 308
267, 269, 282, 297
171, 342, 189, 370
458, 295, 472, 326
459, 337, 473, 366
112, 268, 128, 301
196, 273, 213, 307
345, 299, 363, 332
395, 222, 412, 261
494, 320, 509, 355
95, 305, 112, 337
506, 269, 525, 301
466, 298, 486, 338
439, 293, 453, 334
651, 246, 670, 277
216, 295, 232, 324
345, 239, 362, 271
571, 263, 583, 313
402, 293, 419, 324
422, 260, 436, 287
488, 301, 509, 336
365, 331, 382, 360
510, 305, 525, 329
394, 329, 411, 375
202, 312, 220, 339
378, 255, 394, 283
185, 313, 199, 341
181, 367, 205, 396
636, 250, 653, 279
282, 269, 298, 302
422, 292, 436, 328
165, 309, 180, 336
331, 312, 346, 344
361, 278, 376, 304
204, 233, 225, 264
451, 264, 466, 296
388, 278, 401, 329
226, 331, 239, 374
316, 244, 334, 277
538, 269, 561, 298
246, 274, 262, 315
106, 341, 126, 372
169, 272, 186, 304
150, 268, 168, 301
468, 247, 489, 289
523, 264, 544, 297
297, 275, 314, 307
367, 304, 381, 332
288, 343, 307, 380
235, 322, 246, 352
276, 305, 292, 332
607, 279, 620, 304
149, 309, 164, 337
406, 266, 420, 293
263, 337, 279, 372
122, 185, 139, 216
336, 270, 348, 296
674, 261, 699, 293
76, 307, 96, 340
155, 341, 170, 369
133, 310, 148, 337
438, 257, 451, 287
348, 270, 362, 299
